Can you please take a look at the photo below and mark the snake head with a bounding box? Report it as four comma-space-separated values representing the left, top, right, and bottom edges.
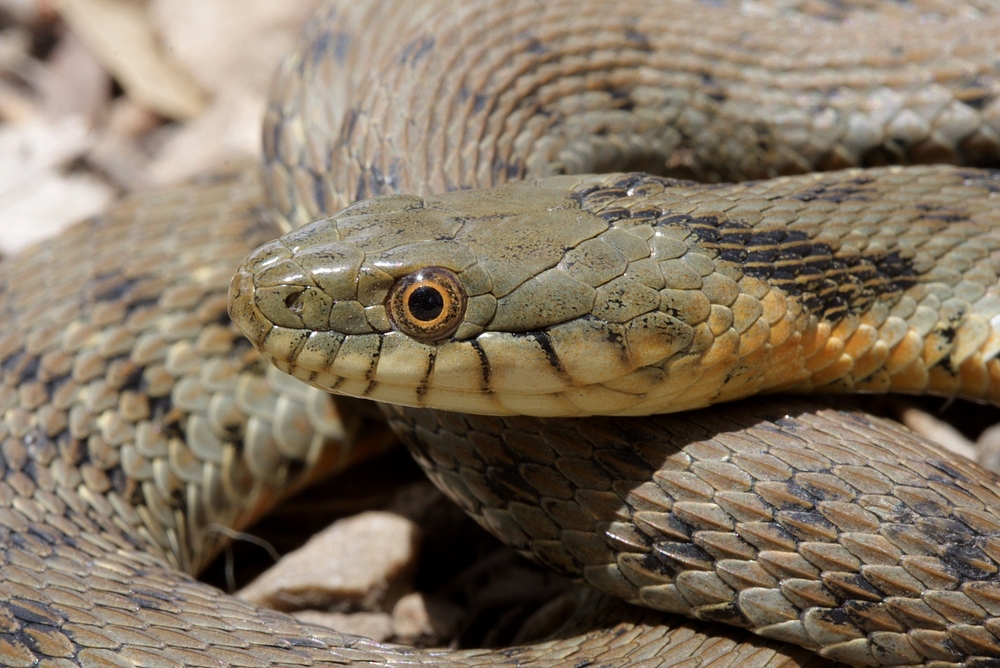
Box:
230, 175, 749, 416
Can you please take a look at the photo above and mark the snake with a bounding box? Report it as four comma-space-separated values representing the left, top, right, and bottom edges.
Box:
3, 0, 1000, 666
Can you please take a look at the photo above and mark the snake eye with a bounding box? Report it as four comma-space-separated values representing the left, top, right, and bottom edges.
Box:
386, 267, 467, 341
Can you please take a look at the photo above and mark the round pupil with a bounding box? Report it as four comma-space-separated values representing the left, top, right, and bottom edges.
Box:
407, 285, 445, 322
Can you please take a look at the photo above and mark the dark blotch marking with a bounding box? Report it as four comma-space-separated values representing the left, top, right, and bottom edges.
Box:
146, 395, 183, 440
958, 83, 993, 111
613, 174, 655, 190
764, 481, 817, 509
268, 119, 284, 162
609, 87, 636, 112
599, 208, 632, 223
331, 30, 352, 64
623, 25, 651, 51
90, 274, 141, 303
472, 93, 488, 115
669, 213, 919, 324
593, 446, 654, 482
927, 459, 972, 485
363, 159, 402, 198
914, 203, 971, 224
491, 156, 523, 181
529, 332, 565, 376
284, 456, 307, 482
696, 602, 751, 628
841, 600, 889, 634
595, 317, 628, 363
942, 543, 996, 580
44, 376, 70, 404
519, 32, 547, 55
776, 510, 837, 541
342, 108, 359, 143
699, 73, 726, 103
469, 340, 492, 391
311, 170, 327, 214
931, 324, 960, 375
791, 175, 874, 203
399, 36, 435, 66
116, 363, 145, 394
129, 588, 177, 608
416, 347, 436, 401
570, 174, 697, 210
822, 572, 885, 603
308, 29, 352, 67
16, 355, 39, 385
8, 600, 64, 625
813, 607, 853, 628
287, 636, 329, 650
488, 467, 543, 506
127, 297, 162, 316
651, 541, 713, 578
111, 468, 143, 505
959, 169, 1000, 192
916, 517, 974, 545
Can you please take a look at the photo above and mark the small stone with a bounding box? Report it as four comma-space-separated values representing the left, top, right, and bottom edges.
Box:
237, 511, 421, 612
978, 423, 1000, 474
391, 592, 466, 644
900, 407, 976, 461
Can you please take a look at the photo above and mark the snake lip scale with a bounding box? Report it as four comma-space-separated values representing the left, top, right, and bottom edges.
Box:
7, 0, 1000, 667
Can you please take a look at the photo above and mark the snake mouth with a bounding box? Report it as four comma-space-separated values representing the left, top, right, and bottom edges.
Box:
228, 269, 270, 348
232, 268, 725, 419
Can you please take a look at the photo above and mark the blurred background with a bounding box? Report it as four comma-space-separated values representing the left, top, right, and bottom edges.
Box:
0, 0, 322, 255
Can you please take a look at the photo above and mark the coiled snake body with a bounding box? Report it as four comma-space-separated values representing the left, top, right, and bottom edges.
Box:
5, 1, 1000, 666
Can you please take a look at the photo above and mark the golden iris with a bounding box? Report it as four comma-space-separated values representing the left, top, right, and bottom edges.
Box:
386, 267, 466, 341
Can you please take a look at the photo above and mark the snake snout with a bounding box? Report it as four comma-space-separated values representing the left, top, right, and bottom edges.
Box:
231, 232, 376, 332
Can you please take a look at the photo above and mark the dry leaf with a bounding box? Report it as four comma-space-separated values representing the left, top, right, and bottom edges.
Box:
55, 0, 205, 119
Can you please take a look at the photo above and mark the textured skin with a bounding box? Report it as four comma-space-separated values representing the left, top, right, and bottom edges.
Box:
0, 167, 787, 668
386, 399, 1000, 667
233, 166, 1000, 417
5, 0, 1000, 667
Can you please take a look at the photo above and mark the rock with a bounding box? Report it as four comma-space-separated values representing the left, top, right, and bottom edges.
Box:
0, 117, 113, 254
145, 88, 264, 187
237, 510, 421, 613
979, 423, 1000, 474
39, 31, 110, 121
88, 99, 164, 191
0, 0, 53, 23
391, 592, 466, 645
900, 406, 977, 460
55, 0, 206, 119
148, 0, 322, 97
293, 610, 393, 643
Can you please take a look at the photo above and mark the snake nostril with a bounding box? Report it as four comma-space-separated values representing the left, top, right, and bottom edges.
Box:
285, 291, 305, 317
